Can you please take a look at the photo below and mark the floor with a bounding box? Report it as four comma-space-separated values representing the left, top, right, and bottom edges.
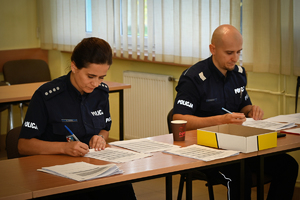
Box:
132, 175, 271, 200
0, 140, 299, 200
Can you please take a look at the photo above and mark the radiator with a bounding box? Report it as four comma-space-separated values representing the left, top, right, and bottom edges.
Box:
123, 71, 174, 139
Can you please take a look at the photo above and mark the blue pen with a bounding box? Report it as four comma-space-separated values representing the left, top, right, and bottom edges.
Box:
64, 125, 80, 141
222, 107, 232, 114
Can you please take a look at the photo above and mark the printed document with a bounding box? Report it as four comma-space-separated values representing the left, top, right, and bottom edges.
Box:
109, 138, 180, 153
84, 147, 152, 163
164, 144, 239, 162
37, 162, 123, 181
264, 113, 300, 124
243, 118, 296, 130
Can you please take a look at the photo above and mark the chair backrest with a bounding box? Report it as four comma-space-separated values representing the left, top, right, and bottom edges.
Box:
6, 126, 22, 159
167, 108, 173, 133
3, 59, 51, 85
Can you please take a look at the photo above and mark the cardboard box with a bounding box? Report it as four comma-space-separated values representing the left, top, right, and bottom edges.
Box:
197, 124, 277, 153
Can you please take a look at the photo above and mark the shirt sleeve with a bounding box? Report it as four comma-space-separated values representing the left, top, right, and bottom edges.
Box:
173, 75, 201, 116
238, 68, 252, 111
19, 90, 49, 139
103, 93, 112, 131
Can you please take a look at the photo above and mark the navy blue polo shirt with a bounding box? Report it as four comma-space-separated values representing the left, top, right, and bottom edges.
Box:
19, 72, 112, 145
173, 56, 252, 117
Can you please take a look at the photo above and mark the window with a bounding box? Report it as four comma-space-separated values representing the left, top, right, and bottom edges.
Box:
85, 0, 92, 33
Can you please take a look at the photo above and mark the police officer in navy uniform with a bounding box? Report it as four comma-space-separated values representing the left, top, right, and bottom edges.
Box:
173, 25, 298, 200
19, 37, 136, 200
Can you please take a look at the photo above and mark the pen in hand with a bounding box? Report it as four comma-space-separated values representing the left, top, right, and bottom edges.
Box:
64, 125, 80, 142
222, 107, 232, 114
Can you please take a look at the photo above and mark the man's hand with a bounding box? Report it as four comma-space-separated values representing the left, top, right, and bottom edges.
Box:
247, 105, 264, 120
222, 112, 246, 125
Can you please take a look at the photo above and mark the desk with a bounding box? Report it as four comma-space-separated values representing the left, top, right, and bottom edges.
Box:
0, 130, 256, 200
0, 81, 131, 140
0, 131, 299, 200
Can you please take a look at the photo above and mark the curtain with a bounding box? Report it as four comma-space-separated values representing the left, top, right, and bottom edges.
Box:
116, 0, 241, 65
294, 0, 300, 76
242, 0, 299, 76
37, 0, 86, 51
38, 0, 241, 66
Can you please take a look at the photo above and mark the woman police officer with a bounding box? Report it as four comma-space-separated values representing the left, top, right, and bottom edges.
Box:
18, 37, 136, 200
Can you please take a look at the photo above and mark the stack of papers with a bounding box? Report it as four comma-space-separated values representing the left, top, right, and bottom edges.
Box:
164, 144, 239, 162
264, 113, 300, 124
243, 118, 296, 130
109, 138, 180, 153
84, 147, 152, 163
37, 162, 123, 181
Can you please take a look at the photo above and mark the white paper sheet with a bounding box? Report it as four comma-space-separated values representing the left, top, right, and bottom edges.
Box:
84, 147, 152, 163
164, 144, 239, 162
281, 128, 300, 135
38, 162, 123, 181
242, 118, 296, 130
109, 138, 180, 153
264, 114, 300, 124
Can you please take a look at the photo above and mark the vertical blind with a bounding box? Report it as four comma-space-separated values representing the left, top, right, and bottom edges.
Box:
37, 0, 300, 76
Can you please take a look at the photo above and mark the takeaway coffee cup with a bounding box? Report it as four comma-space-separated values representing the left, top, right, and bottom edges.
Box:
171, 120, 187, 141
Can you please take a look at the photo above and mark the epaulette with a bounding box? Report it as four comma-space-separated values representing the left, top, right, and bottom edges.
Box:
234, 65, 244, 74
196, 67, 211, 82
40, 82, 64, 100
98, 82, 109, 92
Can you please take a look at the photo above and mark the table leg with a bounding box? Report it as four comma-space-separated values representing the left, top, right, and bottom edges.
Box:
166, 175, 172, 200
240, 159, 245, 200
185, 172, 192, 200
257, 156, 264, 200
119, 90, 124, 140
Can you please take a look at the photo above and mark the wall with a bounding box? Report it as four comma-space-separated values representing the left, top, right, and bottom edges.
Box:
0, 0, 299, 186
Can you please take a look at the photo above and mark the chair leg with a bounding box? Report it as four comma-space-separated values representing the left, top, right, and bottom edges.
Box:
207, 182, 215, 200
8, 104, 14, 131
177, 174, 186, 200
19, 103, 24, 124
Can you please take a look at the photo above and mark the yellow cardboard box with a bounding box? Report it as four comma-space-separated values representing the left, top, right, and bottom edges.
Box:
197, 124, 277, 153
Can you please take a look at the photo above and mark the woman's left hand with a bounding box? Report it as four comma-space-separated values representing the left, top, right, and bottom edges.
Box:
89, 135, 106, 151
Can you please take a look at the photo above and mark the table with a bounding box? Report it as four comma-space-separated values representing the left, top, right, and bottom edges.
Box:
0, 130, 258, 200
0, 81, 131, 140
0, 130, 299, 200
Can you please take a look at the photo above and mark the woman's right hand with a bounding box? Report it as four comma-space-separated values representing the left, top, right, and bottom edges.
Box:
63, 141, 89, 157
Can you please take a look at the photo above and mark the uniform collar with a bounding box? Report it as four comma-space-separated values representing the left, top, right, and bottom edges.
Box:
66, 71, 83, 99
208, 56, 232, 82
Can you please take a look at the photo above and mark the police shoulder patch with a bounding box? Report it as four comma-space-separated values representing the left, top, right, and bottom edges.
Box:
199, 72, 206, 81
41, 83, 64, 100
237, 65, 243, 73
98, 82, 109, 92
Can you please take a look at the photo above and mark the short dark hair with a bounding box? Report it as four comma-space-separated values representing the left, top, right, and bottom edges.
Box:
71, 37, 112, 69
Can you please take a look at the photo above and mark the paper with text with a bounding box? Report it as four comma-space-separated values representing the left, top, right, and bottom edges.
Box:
37, 162, 123, 181
243, 118, 295, 130
164, 144, 239, 162
264, 113, 300, 124
85, 147, 152, 163
109, 138, 180, 153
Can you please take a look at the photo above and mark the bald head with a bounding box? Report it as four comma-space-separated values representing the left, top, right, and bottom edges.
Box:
211, 24, 242, 48
209, 24, 243, 76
